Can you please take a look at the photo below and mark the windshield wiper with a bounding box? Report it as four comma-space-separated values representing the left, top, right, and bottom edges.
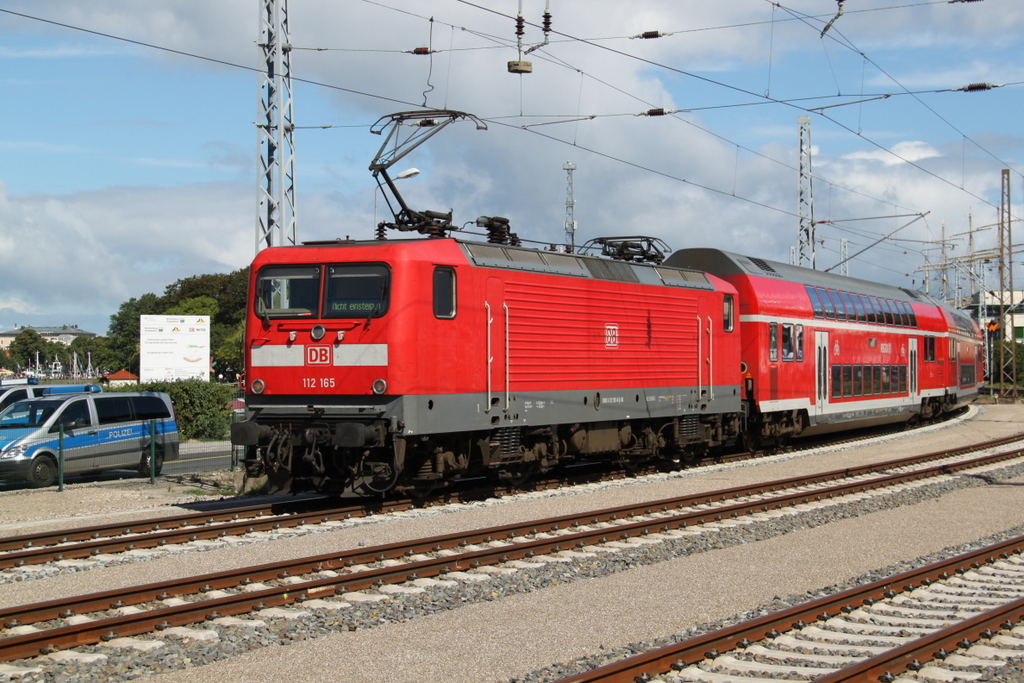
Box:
364, 282, 388, 330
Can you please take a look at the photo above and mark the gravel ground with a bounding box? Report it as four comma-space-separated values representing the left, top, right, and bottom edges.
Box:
2, 404, 1023, 682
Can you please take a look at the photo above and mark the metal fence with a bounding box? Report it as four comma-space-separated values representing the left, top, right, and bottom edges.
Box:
0, 387, 247, 493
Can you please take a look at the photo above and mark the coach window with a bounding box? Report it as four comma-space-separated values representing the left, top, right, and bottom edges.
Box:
853, 365, 863, 397
781, 323, 794, 361
864, 364, 873, 395
896, 301, 910, 327
828, 290, 847, 322
899, 365, 908, 393
850, 293, 866, 322
878, 299, 892, 326
806, 286, 824, 318
840, 292, 857, 322
868, 297, 883, 324
873, 365, 882, 394
795, 325, 804, 362
324, 264, 391, 319
924, 336, 936, 362
723, 295, 735, 332
769, 322, 779, 362
881, 365, 891, 393
832, 366, 843, 399
818, 288, 836, 320
904, 302, 918, 327
433, 267, 457, 319
842, 365, 853, 398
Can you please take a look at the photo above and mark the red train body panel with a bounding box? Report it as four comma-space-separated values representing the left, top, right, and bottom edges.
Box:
233, 239, 982, 495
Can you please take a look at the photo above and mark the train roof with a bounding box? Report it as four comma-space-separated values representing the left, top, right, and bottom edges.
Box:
665, 248, 936, 305
272, 236, 725, 293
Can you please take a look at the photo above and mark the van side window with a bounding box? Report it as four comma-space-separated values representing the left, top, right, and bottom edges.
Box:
134, 396, 171, 420
0, 389, 27, 411
96, 397, 133, 424
51, 400, 91, 432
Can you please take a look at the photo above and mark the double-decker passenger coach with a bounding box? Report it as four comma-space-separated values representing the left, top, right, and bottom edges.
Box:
666, 249, 983, 448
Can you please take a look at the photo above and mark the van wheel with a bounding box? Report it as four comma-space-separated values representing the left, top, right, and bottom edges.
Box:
28, 456, 57, 488
138, 451, 165, 477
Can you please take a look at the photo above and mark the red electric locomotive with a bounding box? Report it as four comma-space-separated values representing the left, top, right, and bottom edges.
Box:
232, 237, 745, 495
666, 249, 983, 447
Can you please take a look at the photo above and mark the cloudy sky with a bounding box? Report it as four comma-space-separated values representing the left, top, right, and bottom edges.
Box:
1, 0, 1021, 337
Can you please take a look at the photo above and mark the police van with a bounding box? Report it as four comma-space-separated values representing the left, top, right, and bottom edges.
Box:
0, 392, 179, 488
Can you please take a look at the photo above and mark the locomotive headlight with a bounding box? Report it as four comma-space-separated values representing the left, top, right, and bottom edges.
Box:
372, 379, 387, 395
311, 324, 326, 341
251, 378, 266, 395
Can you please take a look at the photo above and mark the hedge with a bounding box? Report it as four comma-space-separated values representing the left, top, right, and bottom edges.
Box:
109, 379, 236, 441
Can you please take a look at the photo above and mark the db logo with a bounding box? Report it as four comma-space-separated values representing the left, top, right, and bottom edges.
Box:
305, 346, 332, 366
605, 323, 619, 348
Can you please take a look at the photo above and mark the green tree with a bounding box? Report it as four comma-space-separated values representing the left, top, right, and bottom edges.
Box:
8, 329, 50, 372
162, 268, 249, 327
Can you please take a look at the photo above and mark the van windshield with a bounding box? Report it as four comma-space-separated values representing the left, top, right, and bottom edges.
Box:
0, 400, 57, 428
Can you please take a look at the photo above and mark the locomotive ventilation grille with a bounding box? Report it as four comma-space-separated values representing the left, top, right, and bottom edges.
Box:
491, 427, 522, 462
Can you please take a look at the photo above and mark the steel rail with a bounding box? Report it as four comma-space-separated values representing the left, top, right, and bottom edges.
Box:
2, 442, 1023, 663
2, 429, 1018, 571
551, 538, 1024, 682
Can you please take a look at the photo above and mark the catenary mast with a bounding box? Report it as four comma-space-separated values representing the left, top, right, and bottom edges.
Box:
256, 0, 297, 251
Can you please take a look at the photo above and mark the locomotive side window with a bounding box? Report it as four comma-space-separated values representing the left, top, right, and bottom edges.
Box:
255, 266, 321, 319
723, 295, 734, 332
769, 322, 778, 362
324, 264, 391, 319
806, 286, 824, 318
433, 267, 457, 319
817, 287, 836, 320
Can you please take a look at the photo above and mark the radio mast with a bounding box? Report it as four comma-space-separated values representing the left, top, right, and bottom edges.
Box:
256, 0, 297, 251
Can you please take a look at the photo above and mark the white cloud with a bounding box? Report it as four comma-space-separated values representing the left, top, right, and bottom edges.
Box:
842, 141, 942, 166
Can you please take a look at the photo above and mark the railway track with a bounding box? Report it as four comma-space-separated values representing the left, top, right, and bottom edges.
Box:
0, 409, 993, 576
1, 436, 1023, 669
554, 536, 1024, 683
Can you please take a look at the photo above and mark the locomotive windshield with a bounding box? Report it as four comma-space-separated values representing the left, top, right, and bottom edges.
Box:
324, 264, 390, 318
254, 263, 391, 320
255, 266, 321, 319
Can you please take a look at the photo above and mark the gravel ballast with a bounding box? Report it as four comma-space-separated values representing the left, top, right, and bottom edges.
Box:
1, 404, 1023, 682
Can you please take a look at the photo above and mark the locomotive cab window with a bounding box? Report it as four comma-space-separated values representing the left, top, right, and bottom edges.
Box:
255, 266, 321, 319
433, 267, 457, 319
324, 264, 391, 319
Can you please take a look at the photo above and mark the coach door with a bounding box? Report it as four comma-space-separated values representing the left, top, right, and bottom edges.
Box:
814, 331, 829, 418
485, 277, 508, 414
908, 338, 919, 400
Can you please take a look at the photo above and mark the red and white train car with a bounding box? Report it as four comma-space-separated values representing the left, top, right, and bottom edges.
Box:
666, 248, 984, 444
233, 238, 744, 494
